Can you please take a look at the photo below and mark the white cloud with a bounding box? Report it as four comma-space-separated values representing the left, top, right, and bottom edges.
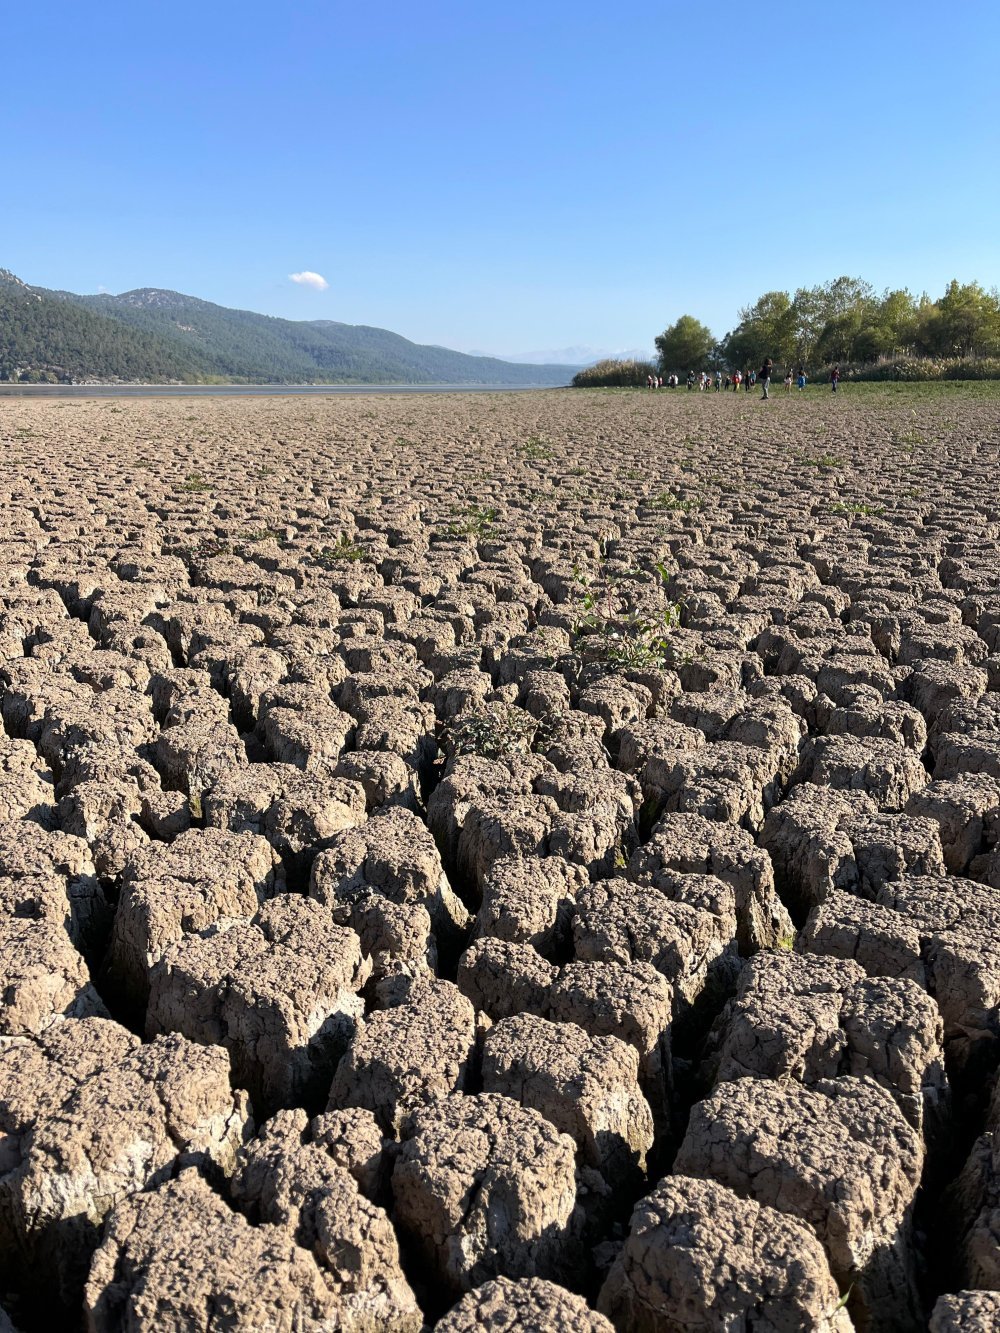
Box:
288, 270, 329, 291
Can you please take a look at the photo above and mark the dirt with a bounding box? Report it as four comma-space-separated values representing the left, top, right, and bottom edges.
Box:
0, 385, 998, 1330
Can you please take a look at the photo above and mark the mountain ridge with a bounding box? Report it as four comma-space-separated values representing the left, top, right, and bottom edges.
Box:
0, 271, 580, 385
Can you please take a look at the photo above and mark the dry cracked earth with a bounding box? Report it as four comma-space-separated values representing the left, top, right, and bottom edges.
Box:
0, 386, 999, 1332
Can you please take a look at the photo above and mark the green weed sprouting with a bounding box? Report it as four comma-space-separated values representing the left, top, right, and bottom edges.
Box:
581, 607, 684, 670
445, 704, 538, 761
181, 472, 212, 492
828, 501, 886, 517
444, 504, 498, 538
649, 488, 703, 513
518, 434, 552, 461
314, 534, 365, 564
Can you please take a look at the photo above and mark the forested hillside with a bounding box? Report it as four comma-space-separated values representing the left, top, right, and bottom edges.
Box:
0, 271, 205, 382
0, 270, 576, 385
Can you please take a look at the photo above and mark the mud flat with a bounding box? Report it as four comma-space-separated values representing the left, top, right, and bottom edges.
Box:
0, 384, 999, 1330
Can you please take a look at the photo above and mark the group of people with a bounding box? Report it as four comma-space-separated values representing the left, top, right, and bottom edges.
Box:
648, 363, 842, 397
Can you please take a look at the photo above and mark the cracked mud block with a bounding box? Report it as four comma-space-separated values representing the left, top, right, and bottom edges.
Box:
0, 819, 109, 960
474, 854, 588, 955
904, 773, 1000, 874
674, 1077, 923, 1331
571, 877, 735, 1026
328, 978, 476, 1135
334, 749, 421, 811
705, 949, 947, 1137
547, 960, 673, 1134
230, 1111, 422, 1329
597, 1175, 853, 1333
929, 1290, 1000, 1331
310, 806, 470, 952
540, 766, 641, 880
905, 661, 990, 727
481, 1012, 654, 1186
83, 1170, 359, 1333
154, 716, 247, 800
391, 1092, 580, 1294
822, 692, 928, 752
0, 1020, 249, 1311
0, 735, 53, 825
105, 827, 282, 1009
438, 1276, 613, 1332
307, 1106, 388, 1201
257, 683, 356, 774
147, 895, 369, 1116
760, 784, 945, 918
203, 761, 365, 877
628, 812, 791, 952
804, 876, 1000, 1075
643, 737, 789, 832
0, 912, 108, 1037
457, 937, 558, 1020
31, 683, 156, 779
791, 734, 929, 811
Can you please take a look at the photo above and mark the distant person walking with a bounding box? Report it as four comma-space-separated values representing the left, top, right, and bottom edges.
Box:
797, 370, 807, 390
733, 370, 741, 391
831, 365, 841, 392
759, 358, 773, 399
715, 369, 723, 391
784, 367, 793, 392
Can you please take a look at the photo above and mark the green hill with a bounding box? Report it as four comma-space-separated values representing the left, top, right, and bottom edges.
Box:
0, 270, 204, 382
0, 269, 576, 385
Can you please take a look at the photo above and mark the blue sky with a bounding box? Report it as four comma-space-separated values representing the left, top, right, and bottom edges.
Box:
3, 1, 998, 358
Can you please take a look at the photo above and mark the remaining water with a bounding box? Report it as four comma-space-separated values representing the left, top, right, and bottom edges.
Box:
0, 382, 564, 399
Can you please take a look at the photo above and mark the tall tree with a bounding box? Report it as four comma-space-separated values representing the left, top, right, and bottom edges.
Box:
920, 280, 1000, 357
720, 291, 796, 369
655, 315, 715, 373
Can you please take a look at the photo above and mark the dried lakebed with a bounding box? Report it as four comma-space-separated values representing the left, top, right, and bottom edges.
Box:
0, 386, 999, 1331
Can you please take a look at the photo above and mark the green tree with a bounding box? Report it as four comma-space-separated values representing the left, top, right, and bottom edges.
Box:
655, 315, 715, 374
919, 280, 1000, 357
720, 291, 796, 369
792, 277, 875, 364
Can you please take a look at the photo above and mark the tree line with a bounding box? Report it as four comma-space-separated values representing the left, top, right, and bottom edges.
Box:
652, 278, 1000, 376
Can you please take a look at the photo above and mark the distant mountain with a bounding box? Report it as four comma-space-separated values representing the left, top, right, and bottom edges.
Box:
471, 344, 653, 367
0, 270, 576, 385
0, 269, 204, 383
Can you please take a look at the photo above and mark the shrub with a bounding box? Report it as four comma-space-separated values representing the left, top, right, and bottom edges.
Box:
572, 358, 657, 388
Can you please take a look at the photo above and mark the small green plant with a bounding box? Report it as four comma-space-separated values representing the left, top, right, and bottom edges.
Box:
181, 472, 212, 493
649, 488, 702, 513
519, 434, 552, 461
445, 504, 498, 538
830, 1285, 854, 1316
776, 931, 795, 952
578, 605, 683, 671
828, 501, 885, 517
445, 704, 537, 761
314, 534, 365, 564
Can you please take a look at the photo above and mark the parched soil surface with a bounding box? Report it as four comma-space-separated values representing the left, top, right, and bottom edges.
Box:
1, 385, 999, 1331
